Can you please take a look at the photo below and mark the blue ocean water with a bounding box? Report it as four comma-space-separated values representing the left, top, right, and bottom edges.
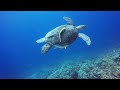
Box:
0, 11, 120, 79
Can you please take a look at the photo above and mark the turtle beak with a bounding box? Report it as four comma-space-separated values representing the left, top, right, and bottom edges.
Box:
76, 25, 86, 30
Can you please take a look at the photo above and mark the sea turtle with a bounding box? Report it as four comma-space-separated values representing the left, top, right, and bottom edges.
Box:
36, 16, 91, 54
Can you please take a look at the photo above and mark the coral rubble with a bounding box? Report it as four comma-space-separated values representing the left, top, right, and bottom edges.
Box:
47, 48, 120, 79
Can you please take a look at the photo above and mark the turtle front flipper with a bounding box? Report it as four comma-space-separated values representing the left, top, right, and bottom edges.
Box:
63, 16, 74, 25
78, 33, 91, 46
36, 37, 46, 43
41, 43, 53, 54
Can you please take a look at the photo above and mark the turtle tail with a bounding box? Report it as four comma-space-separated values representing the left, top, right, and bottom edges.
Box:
41, 43, 52, 54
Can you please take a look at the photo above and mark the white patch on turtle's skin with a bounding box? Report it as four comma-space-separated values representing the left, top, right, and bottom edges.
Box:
54, 44, 69, 49
45, 25, 66, 38
59, 27, 66, 42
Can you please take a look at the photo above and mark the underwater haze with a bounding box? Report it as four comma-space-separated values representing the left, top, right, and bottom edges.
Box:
0, 11, 120, 79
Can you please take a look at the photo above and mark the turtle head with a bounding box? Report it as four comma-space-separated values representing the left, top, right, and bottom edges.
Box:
76, 25, 86, 31
41, 43, 52, 54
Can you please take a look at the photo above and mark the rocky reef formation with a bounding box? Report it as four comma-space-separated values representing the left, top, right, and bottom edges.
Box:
47, 48, 120, 79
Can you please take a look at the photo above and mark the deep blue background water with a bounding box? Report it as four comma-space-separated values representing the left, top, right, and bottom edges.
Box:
0, 11, 120, 79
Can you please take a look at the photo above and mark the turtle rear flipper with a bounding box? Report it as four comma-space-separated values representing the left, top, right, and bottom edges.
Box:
78, 33, 91, 46
76, 25, 86, 30
41, 43, 52, 54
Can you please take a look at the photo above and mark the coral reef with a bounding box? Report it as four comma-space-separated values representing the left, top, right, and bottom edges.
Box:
27, 47, 120, 79
47, 48, 120, 79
